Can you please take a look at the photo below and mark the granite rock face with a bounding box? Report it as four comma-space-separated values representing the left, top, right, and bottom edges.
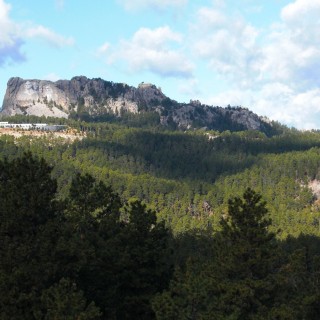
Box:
2, 77, 69, 118
1, 77, 166, 118
1, 76, 272, 132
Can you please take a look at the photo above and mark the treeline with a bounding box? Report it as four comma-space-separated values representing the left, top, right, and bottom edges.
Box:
1, 154, 320, 319
0, 109, 286, 134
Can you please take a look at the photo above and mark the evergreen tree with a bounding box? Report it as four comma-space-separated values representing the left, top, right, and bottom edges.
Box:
113, 201, 172, 319
64, 174, 172, 319
0, 153, 60, 319
68, 172, 122, 219
37, 278, 101, 320
216, 188, 287, 319
153, 189, 288, 319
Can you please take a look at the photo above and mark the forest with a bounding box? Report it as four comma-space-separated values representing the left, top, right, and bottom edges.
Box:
1, 114, 320, 318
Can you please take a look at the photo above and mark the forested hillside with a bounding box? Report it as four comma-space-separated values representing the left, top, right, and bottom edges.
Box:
1, 114, 320, 318
1, 115, 319, 236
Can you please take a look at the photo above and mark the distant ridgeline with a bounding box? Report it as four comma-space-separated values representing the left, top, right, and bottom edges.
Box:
1, 76, 276, 134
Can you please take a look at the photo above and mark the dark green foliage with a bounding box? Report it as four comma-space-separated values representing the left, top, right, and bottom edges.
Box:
0, 152, 57, 232
152, 190, 320, 319
0, 154, 172, 319
214, 189, 283, 319
2, 150, 320, 318
220, 188, 277, 279
0, 153, 60, 319
65, 179, 172, 319
38, 278, 101, 320
103, 201, 172, 319
153, 189, 297, 319
67, 172, 121, 219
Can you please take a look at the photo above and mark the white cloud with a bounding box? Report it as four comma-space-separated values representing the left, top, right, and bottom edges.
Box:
102, 26, 194, 78
0, 0, 25, 65
118, 0, 187, 11
205, 84, 320, 130
193, 0, 320, 90
24, 25, 74, 48
96, 42, 110, 57
281, 0, 320, 25
190, 1, 320, 129
195, 7, 227, 29
193, 8, 260, 88
0, 0, 74, 66
259, 0, 320, 89
0, 0, 13, 42
178, 78, 200, 97
207, 88, 253, 109
131, 26, 182, 48
43, 72, 61, 82
255, 86, 320, 130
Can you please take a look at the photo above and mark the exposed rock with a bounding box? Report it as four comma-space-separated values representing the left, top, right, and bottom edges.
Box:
1, 76, 273, 133
309, 180, 320, 199
1, 77, 69, 118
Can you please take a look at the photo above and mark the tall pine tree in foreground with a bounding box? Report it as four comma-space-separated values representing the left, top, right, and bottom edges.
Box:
0, 153, 100, 319
64, 175, 172, 319
215, 188, 287, 319
0, 153, 59, 319
153, 188, 289, 319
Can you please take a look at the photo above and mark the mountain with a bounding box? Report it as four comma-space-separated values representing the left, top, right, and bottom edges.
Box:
1, 76, 273, 132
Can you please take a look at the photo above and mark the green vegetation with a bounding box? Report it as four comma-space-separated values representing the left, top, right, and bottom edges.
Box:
1, 116, 320, 236
2, 115, 320, 318
0, 153, 171, 319
153, 189, 320, 319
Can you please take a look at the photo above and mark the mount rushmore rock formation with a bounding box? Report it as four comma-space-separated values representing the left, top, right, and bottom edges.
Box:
1, 76, 272, 132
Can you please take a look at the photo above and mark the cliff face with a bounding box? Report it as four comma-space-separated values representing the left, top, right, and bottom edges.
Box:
1, 76, 271, 132
1, 77, 166, 118
1, 77, 69, 118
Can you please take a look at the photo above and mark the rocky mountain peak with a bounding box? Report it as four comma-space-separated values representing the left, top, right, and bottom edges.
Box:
1, 76, 273, 133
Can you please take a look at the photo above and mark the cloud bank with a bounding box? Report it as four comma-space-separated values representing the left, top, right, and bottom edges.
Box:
192, 0, 320, 129
101, 26, 194, 78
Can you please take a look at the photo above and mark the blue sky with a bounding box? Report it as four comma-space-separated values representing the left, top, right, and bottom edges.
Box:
1, 0, 320, 129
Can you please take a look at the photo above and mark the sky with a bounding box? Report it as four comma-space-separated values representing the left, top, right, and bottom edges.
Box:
0, 0, 320, 129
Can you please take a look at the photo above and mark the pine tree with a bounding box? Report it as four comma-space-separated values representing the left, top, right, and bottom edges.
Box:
216, 188, 285, 319
64, 175, 172, 319
153, 189, 288, 320
83, 200, 173, 319
0, 153, 60, 319
37, 278, 101, 320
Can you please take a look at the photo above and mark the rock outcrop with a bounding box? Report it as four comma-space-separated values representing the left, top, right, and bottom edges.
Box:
2, 77, 69, 118
1, 76, 273, 133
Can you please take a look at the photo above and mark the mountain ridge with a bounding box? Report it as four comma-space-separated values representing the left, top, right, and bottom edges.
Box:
1, 76, 273, 133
